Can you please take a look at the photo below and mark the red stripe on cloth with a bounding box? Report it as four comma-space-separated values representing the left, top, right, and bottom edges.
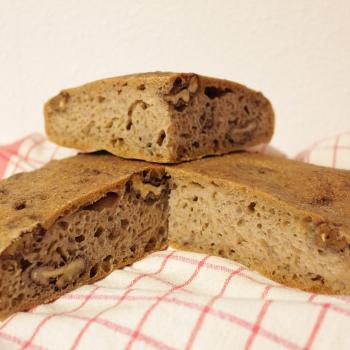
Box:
303, 303, 330, 350
308, 294, 317, 302
61, 292, 350, 331
0, 138, 24, 178
311, 132, 350, 151
0, 330, 46, 350
59, 290, 303, 350
0, 147, 46, 167
330, 304, 350, 317
21, 286, 100, 350
310, 145, 350, 152
310, 302, 350, 322
299, 131, 350, 164
303, 139, 323, 164
152, 252, 284, 291
47, 145, 60, 162
1, 136, 49, 166
332, 135, 340, 168
62, 269, 193, 299
124, 255, 210, 350
0, 155, 9, 179
0, 150, 29, 173
244, 285, 273, 350
307, 294, 350, 306
185, 267, 243, 350
305, 301, 350, 326
261, 285, 272, 299
117, 267, 193, 294
70, 251, 176, 350
68, 314, 176, 350
162, 298, 301, 350
0, 314, 16, 331
244, 300, 272, 350
334, 295, 350, 303
62, 267, 279, 303
11, 137, 45, 175
154, 252, 243, 273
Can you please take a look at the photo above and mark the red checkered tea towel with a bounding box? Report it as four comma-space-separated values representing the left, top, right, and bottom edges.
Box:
0, 133, 350, 350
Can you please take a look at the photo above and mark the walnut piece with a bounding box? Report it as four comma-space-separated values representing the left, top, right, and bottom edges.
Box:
165, 75, 199, 111
132, 176, 163, 199
49, 91, 71, 112
314, 222, 348, 252
31, 257, 86, 288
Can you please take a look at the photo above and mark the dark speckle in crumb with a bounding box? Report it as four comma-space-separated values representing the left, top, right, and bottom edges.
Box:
6, 220, 18, 229
83, 168, 101, 176
0, 188, 9, 195
310, 196, 333, 206
28, 214, 41, 221
13, 201, 26, 210
256, 167, 276, 175
77, 178, 90, 184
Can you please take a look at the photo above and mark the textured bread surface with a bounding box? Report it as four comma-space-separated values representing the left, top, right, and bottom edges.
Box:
44, 72, 274, 163
168, 153, 350, 295
1, 152, 350, 318
0, 154, 169, 318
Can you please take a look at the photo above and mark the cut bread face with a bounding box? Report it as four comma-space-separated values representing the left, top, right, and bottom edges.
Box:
168, 157, 350, 295
1, 152, 350, 318
0, 154, 169, 318
44, 72, 274, 163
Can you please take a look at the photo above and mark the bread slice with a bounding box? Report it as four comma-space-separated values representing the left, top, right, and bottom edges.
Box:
44, 72, 274, 163
168, 153, 350, 295
1, 152, 350, 318
0, 153, 169, 318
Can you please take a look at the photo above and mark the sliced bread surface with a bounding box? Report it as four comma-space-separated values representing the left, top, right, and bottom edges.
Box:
0, 153, 169, 318
44, 72, 274, 163
1, 152, 350, 318
168, 153, 350, 294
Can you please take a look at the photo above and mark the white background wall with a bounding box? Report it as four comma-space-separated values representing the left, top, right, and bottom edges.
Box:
0, 0, 349, 155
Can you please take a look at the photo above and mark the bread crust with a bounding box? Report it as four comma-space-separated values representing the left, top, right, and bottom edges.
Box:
44, 72, 274, 163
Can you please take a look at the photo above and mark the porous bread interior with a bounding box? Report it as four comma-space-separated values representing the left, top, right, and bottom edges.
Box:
0, 171, 169, 316
167, 79, 273, 161
3, 152, 350, 318
168, 174, 350, 294
45, 78, 172, 162
45, 73, 274, 163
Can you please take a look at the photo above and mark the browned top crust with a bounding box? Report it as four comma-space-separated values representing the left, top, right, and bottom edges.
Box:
51, 71, 258, 96
170, 152, 350, 240
0, 153, 157, 254
45, 71, 273, 129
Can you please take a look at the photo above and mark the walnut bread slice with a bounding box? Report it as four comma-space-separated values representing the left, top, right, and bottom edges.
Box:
44, 72, 274, 163
2, 152, 350, 318
0, 153, 169, 319
168, 153, 350, 295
